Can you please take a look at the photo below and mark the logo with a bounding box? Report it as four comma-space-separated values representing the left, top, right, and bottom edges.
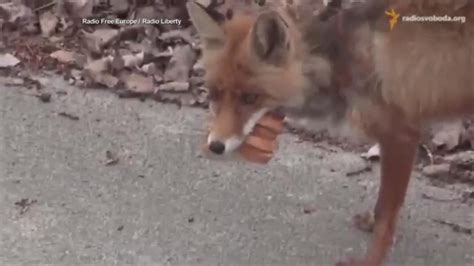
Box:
385, 8, 400, 30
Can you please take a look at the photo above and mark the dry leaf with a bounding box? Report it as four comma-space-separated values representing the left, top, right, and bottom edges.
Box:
432, 121, 463, 151
444, 151, 474, 163
361, 143, 380, 160
422, 164, 450, 178
460, 124, 474, 148
0, 53, 20, 68
141, 63, 158, 75
123, 52, 145, 68
159, 29, 194, 45
111, 55, 125, 72
124, 73, 154, 93
84, 56, 112, 73
82, 28, 119, 54
63, 0, 94, 19
133, 6, 156, 21
0, 1, 35, 25
83, 56, 119, 88
194, 0, 212, 8
192, 58, 205, 77
164, 45, 196, 82
109, 0, 130, 14
158, 81, 190, 93
39, 11, 58, 37
95, 73, 119, 88
50, 50, 76, 64
0, 76, 24, 85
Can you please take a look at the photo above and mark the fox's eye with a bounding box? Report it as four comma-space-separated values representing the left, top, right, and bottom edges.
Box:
255, 0, 265, 6
240, 93, 258, 105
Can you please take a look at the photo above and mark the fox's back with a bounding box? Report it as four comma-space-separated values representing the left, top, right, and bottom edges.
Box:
371, 0, 474, 122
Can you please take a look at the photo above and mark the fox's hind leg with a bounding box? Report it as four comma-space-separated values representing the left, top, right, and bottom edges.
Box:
337, 133, 419, 266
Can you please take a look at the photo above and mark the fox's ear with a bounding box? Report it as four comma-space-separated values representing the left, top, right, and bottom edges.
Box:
186, 2, 225, 50
250, 11, 290, 66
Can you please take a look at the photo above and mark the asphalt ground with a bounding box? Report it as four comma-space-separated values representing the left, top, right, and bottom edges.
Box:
0, 75, 473, 265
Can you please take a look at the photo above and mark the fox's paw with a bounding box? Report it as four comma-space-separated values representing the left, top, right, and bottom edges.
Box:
335, 257, 375, 266
352, 211, 375, 233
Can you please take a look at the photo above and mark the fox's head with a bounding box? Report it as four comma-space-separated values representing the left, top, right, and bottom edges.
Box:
187, 0, 389, 155
187, 2, 314, 155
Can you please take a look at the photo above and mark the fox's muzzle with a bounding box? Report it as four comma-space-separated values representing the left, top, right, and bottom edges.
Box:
206, 132, 244, 155
205, 108, 270, 155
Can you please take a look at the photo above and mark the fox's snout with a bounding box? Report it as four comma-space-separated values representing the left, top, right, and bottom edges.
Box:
206, 133, 244, 155
205, 108, 269, 156
208, 140, 225, 154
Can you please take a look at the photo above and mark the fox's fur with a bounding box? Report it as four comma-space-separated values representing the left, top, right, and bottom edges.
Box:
190, 0, 473, 147
188, 0, 473, 264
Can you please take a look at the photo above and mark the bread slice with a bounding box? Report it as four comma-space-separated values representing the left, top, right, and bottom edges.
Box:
238, 112, 285, 164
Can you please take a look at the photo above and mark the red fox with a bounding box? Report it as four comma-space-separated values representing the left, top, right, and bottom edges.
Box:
187, 0, 474, 265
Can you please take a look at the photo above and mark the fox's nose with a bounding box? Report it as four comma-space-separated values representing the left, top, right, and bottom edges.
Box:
209, 141, 225, 155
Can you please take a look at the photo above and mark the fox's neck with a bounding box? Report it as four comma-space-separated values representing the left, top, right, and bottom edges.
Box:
282, 1, 383, 123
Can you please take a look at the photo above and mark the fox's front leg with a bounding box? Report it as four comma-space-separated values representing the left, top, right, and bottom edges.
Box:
337, 135, 419, 266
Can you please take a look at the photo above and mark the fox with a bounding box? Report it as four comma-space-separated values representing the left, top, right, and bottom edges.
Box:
187, 0, 474, 265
